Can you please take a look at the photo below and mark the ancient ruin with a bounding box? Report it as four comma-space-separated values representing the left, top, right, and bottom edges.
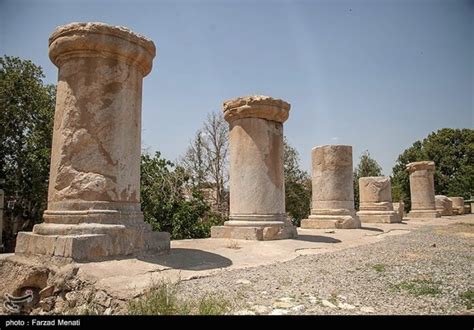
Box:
392, 201, 405, 220
450, 197, 465, 215
406, 161, 440, 218
435, 195, 453, 216
301, 145, 361, 229
356, 177, 401, 223
211, 95, 297, 240
14, 22, 170, 260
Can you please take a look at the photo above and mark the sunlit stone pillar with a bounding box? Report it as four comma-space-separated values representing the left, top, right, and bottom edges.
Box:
356, 176, 400, 223
392, 201, 405, 220
406, 161, 440, 218
15, 22, 170, 260
450, 197, 465, 215
211, 95, 297, 240
301, 145, 361, 229
435, 195, 453, 216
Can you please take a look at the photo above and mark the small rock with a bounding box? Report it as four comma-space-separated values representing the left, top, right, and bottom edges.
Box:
277, 297, 294, 303
94, 291, 111, 308
322, 300, 337, 308
39, 298, 55, 312
360, 306, 375, 313
252, 305, 271, 315
308, 296, 318, 304
236, 279, 251, 285
234, 309, 256, 315
338, 302, 356, 310
325, 230, 336, 234
270, 309, 289, 315
290, 305, 306, 313
39, 285, 55, 299
273, 301, 294, 309
337, 295, 347, 301
104, 307, 113, 315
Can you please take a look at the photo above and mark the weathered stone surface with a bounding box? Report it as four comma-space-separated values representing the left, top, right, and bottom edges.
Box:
301, 145, 361, 229
212, 95, 297, 240
435, 195, 453, 216
392, 201, 405, 220
406, 161, 440, 218
15, 22, 169, 260
450, 197, 465, 215
357, 177, 401, 223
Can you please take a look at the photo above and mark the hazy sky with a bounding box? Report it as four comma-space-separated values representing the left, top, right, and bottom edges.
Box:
1, 0, 473, 175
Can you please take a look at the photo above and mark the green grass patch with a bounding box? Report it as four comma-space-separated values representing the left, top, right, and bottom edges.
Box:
128, 280, 231, 315
371, 264, 386, 272
392, 279, 442, 297
459, 289, 474, 310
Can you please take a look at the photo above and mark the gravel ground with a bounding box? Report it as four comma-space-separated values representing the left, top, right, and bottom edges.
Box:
177, 221, 474, 315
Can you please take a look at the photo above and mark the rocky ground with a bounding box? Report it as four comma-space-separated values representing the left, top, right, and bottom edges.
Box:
177, 221, 473, 315
1, 220, 472, 315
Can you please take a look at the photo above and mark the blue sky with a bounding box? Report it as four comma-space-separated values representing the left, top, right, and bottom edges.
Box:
1, 0, 473, 175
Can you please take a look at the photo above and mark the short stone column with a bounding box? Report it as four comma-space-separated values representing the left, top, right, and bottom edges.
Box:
356, 177, 400, 223
406, 161, 440, 218
15, 22, 170, 260
435, 195, 453, 216
211, 95, 297, 240
450, 197, 465, 215
392, 201, 405, 220
301, 145, 361, 229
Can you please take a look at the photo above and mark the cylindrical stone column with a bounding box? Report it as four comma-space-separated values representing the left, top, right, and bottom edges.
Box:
450, 197, 465, 215
356, 176, 401, 223
406, 161, 440, 218
301, 145, 361, 229
435, 195, 453, 216
211, 95, 296, 240
15, 22, 170, 260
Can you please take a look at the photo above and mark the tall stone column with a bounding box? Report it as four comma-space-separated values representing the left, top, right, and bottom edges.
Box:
301, 145, 361, 229
15, 22, 170, 260
406, 161, 440, 218
211, 95, 297, 240
357, 177, 400, 223
435, 195, 453, 216
450, 197, 465, 215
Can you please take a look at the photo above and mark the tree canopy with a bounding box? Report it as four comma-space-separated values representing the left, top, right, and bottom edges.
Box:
284, 138, 311, 226
0, 56, 55, 250
391, 128, 474, 210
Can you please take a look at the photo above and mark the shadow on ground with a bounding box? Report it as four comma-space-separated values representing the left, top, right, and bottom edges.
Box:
361, 227, 384, 232
138, 248, 233, 271
295, 235, 341, 243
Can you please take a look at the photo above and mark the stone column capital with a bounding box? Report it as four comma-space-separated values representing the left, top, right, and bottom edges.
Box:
49, 22, 156, 76
406, 161, 435, 174
223, 95, 290, 124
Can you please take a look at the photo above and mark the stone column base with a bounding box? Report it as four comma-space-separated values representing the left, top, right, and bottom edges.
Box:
356, 210, 401, 223
301, 215, 361, 229
406, 210, 441, 219
15, 222, 170, 261
211, 221, 297, 241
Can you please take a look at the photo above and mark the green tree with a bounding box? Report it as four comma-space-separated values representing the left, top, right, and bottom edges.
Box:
391, 129, 474, 211
353, 150, 383, 210
284, 138, 311, 226
140, 151, 225, 239
181, 112, 229, 214
0, 56, 55, 251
